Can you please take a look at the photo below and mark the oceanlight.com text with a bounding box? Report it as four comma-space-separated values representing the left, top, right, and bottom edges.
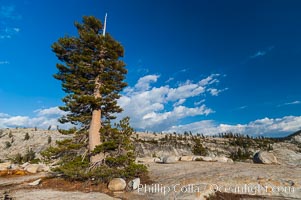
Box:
137, 183, 295, 196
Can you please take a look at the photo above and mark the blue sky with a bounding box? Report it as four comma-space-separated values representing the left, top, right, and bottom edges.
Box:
0, 0, 301, 137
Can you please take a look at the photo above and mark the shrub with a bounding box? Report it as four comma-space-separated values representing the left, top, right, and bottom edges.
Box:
8, 131, 13, 138
12, 153, 23, 164
24, 132, 30, 140
267, 144, 273, 151
192, 138, 207, 156
48, 136, 52, 144
10, 149, 38, 164
23, 148, 36, 162
5, 141, 11, 149
230, 148, 252, 161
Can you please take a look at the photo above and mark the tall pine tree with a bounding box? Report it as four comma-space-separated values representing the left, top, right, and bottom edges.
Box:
52, 16, 127, 163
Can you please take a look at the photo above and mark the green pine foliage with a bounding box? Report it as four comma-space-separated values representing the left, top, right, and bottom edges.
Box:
52, 16, 127, 126
58, 127, 77, 135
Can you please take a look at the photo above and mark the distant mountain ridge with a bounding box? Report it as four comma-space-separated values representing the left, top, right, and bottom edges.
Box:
282, 129, 301, 139
272, 130, 301, 143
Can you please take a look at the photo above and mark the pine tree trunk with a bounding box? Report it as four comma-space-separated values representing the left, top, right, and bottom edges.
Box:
89, 75, 104, 163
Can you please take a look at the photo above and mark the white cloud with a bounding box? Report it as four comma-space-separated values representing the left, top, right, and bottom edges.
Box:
0, 5, 22, 20
0, 27, 21, 39
250, 51, 266, 58
117, 74, 224, 131
2, 106, 300, 136
207, 87, 228, 96
0, 5, 22, 39
165, 77, 174, 83
277, 100, 301, 107
0, 61, 9, 65
238, 105, 248, 110
165, 68, 188, 83
0, 107, 72, 129
1, 116, 29, 127
0, 113, 10, 118
134, 75, 159, 91
137, 67, 149, 74
0, 74, 226, 132
164, 116, 301, 137
139, 105, 213, 130
284, 101, 301, 105
198, 74, 219, 86
13, 27, 20, 32
173, 99, 186, 106
0, 35, 11, 39
194, 99, 205, 106
167, 82, 204, 101
250, 46, 274, 59
34, 106, 66, 116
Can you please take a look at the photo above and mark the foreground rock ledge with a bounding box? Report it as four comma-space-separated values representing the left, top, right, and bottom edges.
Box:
10, 189, 120, 200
